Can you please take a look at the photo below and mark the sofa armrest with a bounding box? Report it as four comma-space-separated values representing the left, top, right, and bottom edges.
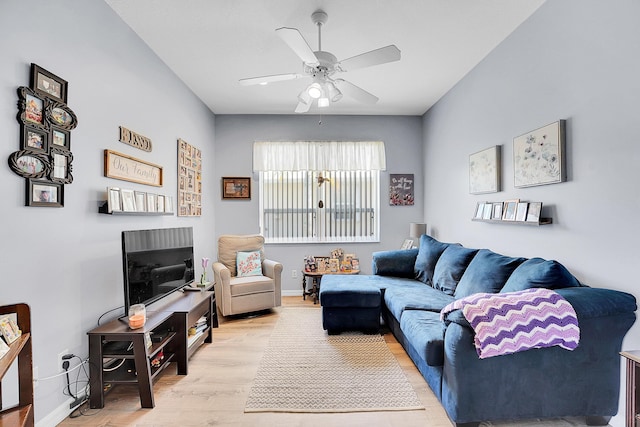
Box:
212, 261, 232, 315
262, 259, 283, 307
372, 248, 418, 278
556, 287, 637, 319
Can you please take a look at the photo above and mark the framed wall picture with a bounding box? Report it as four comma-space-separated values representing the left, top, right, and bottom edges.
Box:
502, 199, 519, 221
469, 145, 501, 194
17, 86, 47, 131
8, 150, 50, 179
30, 63, 68, 103
222, 177, 251, 200
134, 191, 147, 212
514, 120, 566, 188
26, 179, 63, 207
21, 126, 48, 153
492, 202, 504, 220
51, 127, 70, 150
515, 202, 529, 222
177, 138, 202, 216
104, 150, 163, 187
474, 202, 486, 219
49, 147, 73, 184
389, 174, 414, 206
107, 187, 121, 212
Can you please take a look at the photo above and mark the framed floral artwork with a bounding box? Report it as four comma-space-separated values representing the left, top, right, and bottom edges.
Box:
514, 120, 566, 188
469, 145, 501, 194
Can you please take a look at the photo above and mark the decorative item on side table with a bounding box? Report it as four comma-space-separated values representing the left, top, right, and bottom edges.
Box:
469, 145, 501, 194
199, 257, 210, 287
389, 174, 414, 206
514, 120, 566, 188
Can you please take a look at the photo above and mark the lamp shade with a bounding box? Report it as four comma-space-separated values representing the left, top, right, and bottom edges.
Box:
409, 222, 427, 238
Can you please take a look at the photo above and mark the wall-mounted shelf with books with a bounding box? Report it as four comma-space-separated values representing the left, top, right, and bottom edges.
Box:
98, 186, 174, 215
472, 200, 552, 226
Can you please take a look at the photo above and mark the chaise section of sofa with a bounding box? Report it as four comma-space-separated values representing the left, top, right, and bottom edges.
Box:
364, 234, 637, 426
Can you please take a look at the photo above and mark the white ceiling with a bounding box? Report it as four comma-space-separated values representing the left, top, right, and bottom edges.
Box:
105, 0, 545, 116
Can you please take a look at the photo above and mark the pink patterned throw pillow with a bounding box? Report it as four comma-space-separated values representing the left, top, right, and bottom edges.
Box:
236, 251, 262, 277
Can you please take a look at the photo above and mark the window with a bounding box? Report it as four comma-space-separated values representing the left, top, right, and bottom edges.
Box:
254, 141, 385, 244
259, 170, 379, 243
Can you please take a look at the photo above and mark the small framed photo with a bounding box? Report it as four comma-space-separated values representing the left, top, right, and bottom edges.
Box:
17, 86, 47, 131
474, 202, 485, 219
164, 195, 174, 214
120, 189, 136, 212
157, 195, 165, 213
45, 101, 78, 131
222, 177, 251, 200
30, 63, 68, 103
515, 202, 529, 222
482, 203, 493, 220
351, 258, 360, 271
328, 258, 340, 273
314, 256, 329, 272
107, 187, 121, 212
49, 147, 73, 184
502, 200, 519, 221
491, 202, 503, 220
134, 191, 147, 212
0, 316, 20, 344
526, 202, 543, 223
26, 179, 63, 207
8, 150, 50, 179
146, 193, 157, 212
51, 127, 70, 150
401, 239, 414, 250
21, 126, 48, 152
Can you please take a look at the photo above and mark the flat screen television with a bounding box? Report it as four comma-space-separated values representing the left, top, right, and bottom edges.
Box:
121, 227, 195, 316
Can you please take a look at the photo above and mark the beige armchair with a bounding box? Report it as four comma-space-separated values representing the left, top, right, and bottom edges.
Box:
212, 234, 282, 317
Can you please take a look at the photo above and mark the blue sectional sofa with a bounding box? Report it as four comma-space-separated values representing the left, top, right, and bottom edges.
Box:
319, 235, 637, 426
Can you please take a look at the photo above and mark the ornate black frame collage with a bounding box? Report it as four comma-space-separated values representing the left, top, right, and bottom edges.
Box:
8, 63, 78, 207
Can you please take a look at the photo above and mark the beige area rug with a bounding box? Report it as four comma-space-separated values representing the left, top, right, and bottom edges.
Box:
244, 307, 425, 413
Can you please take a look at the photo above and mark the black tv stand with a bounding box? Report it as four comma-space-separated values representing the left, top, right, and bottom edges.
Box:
87, 284, 217, 409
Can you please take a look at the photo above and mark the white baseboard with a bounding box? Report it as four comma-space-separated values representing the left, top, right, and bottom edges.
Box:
282, 289, 303, 297
37, 388, 88, 427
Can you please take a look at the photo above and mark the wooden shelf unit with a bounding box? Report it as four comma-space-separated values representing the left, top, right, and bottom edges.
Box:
0, 303, 34, 427
88, 287, 217, 409
472, 217, 553, 226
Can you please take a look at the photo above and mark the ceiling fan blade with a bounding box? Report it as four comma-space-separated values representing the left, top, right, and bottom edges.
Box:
338, 45, 401, 71
275, 27, 319, 66
295, 101, 312, 113
334, 79, 379, 104
239, 73, 305, 86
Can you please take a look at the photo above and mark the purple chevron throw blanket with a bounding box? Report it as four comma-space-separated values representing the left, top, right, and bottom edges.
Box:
440, 288, 579, 359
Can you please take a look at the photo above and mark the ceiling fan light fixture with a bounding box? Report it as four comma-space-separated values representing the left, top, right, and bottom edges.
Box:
317, 97, 330, 108
297, 89, 311, 105
307, 82, 323, 99
326, 82, 342, 102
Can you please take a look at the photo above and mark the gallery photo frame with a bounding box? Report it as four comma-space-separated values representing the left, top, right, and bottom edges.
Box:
469, 145, 501, 194
30, 63, 68, 103
514, 120, 566, 188
26, 179, 63, 207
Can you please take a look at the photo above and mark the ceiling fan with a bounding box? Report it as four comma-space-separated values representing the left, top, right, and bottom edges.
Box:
239, 9, 401, 113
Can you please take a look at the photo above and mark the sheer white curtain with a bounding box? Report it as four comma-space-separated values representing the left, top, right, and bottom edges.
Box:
253, 141, 386, 171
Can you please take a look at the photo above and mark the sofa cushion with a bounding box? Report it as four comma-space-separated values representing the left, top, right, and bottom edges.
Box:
432, 245, 479, 296
454, 249, 526, 299
501, 257, 581, 293
373, 248, 419, 278
414, 235, 453, 285
384, 283, 455, 321
400, 310, 447, 366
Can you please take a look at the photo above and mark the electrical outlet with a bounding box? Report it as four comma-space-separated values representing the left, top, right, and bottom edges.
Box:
58, 349, 69, 373
291, 269, 297, 278
33, 366, 38, 388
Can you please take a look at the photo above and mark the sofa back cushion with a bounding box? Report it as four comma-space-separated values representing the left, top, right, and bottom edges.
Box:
432, 245, 479, 295
454, 249, 526, 299
501, 257, 581, 293
414, 235, 452, 285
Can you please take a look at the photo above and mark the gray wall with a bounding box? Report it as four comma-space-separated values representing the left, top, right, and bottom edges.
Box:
422, 2, 639, 425
0, 1, 216, 424
214, 115, 424, 293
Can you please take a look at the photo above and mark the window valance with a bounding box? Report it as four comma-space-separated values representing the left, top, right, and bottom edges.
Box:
252, 141, 386, 171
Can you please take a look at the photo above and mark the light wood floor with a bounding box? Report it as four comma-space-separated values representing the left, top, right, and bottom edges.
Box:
57, 296, 451, 427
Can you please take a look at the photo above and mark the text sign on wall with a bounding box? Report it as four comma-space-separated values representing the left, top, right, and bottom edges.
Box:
104, 149, 163, 187
119, 126, 152, 152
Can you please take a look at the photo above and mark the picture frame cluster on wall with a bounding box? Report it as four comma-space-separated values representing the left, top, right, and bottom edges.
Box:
8, 64, 78, 207
178, 138, 202, 216
473, 200, 548, 225
104, 186, 174, 215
